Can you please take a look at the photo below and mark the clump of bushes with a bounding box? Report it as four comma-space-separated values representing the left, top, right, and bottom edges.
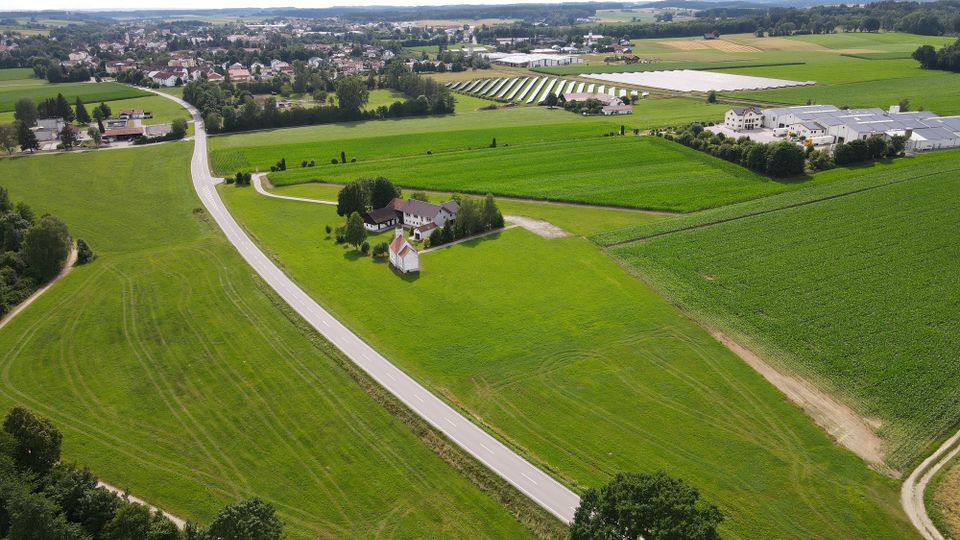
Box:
665, 122, 907, 176
428, 193, 504, 248
75, 239, 96, 265
270, 158, 286, 172
234, 171, 252, 186
372, 242, 389, 258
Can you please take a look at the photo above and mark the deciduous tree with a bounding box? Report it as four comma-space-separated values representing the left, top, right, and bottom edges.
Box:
14, 98, 37, 127
337, 182, 366, 216
335, 76, 369, 114
206, 497, 283, 540
0, 123, 17, 154
23, 215, 71, 282
764, 141, 805, 177
345, 212, 367, 249
369, 177, 401, 209
571, 471, 723, 540
3, 406, 63, 474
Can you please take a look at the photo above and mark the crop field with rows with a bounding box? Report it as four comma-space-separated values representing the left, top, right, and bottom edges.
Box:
268, 136, 805, 212
612, 157, 960, 468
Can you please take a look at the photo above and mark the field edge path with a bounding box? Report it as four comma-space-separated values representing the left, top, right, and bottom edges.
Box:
149, 90, 582, 524
902, 431, 960, 540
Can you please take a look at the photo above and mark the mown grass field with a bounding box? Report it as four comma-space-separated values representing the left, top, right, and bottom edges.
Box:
0, 68, 43, 85
0, 93, 191, 125
0, 144, 532, 539
211, 115, 624, 175
0, 81, 149, 112
220, 183, 915, 539
266, 182, 665, 236
268, 135, 815, 212
208, 99, 727, 176
721, 58, 960, 115
611, 151, 960, 469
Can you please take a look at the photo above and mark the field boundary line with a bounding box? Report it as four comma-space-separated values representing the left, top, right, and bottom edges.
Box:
603, 166, 960, 247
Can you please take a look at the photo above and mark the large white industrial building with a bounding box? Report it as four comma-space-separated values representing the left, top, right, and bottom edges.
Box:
725, 104, 960, 152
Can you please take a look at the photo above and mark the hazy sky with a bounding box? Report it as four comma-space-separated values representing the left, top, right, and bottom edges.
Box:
21, 0, 576, 11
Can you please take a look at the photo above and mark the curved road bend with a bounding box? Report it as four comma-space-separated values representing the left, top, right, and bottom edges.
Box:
252, 173, 335, 205
151, 90, 581, 524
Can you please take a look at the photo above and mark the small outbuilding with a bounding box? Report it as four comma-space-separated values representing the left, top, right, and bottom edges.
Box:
363, 207, 400, 232
389, 228, 419, 273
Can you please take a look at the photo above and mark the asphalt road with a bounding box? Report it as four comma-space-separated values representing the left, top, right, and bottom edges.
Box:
154, 90, 581, 524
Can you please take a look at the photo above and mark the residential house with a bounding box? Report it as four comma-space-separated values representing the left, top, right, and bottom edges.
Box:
724, 106, 762, 131
388, 229, 419, 273
105, 59, 138, 74
398, 198, 458, 230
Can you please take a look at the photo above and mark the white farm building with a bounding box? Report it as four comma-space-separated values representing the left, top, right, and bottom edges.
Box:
388, 229, 419, 273
487, 52, 583, 68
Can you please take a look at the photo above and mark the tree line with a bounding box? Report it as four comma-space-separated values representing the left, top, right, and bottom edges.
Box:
0, 405, 284, 540
913, 37, 960, 72
0, 187, 85, 318
477, 0, 960, 41
183, 62, 454, 134
663, 122, 906, 178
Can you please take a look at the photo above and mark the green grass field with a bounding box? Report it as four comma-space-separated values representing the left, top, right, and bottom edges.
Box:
207, 100, 727, 176
268, 136, 818, 212
720, 59, 960, 114
219, 182, 915, 539
266, 182, 665, 236
0, 144, 532, 539
611, 151, 960, 469
591, 151, 960, 246
0, 68, 44, 85
0, 94, 191, 126
0, 82, 149, 113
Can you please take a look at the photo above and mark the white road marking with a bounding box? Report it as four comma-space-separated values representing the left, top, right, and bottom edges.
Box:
521, 472, 539, 485
444, 417, 457, 427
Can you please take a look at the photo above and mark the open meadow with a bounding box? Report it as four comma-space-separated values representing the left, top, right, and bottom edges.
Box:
0, 81, 149, 112
611, 150, 960, 470
219, 181, 916, 539
268, 182, 665, 236
268, 135, 819, 212
208, 99, 727, 177
0, 67, 45, 86
0, 144, 533, 539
